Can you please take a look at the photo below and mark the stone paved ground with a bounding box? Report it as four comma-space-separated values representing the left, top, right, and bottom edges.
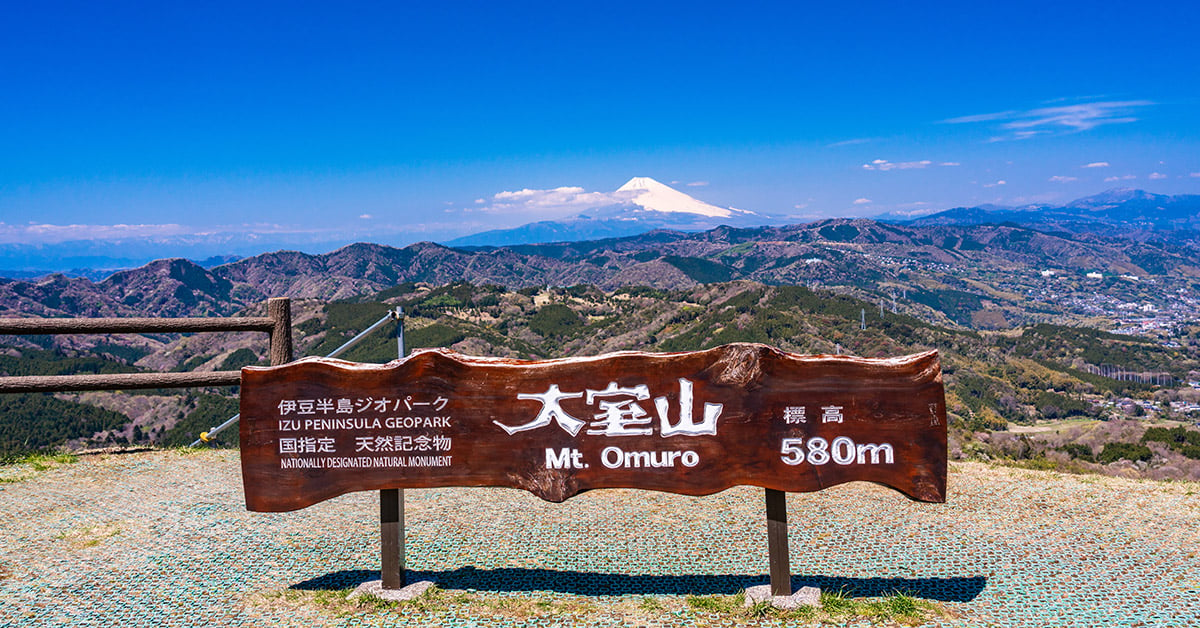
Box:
1, 450, 1198, 627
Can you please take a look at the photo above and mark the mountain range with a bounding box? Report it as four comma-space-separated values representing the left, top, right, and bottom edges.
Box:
455, 182, 1200, 247
4, 187, 1200, 468
3, 215, 1197, 332
899, 188, 1200, 236
2, 179, 1198, 279
1, 180, 1198, 332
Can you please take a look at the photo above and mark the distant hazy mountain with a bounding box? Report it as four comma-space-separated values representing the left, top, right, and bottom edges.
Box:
900, 189, 1200, 234
0, 232, 345, 280
0, 226, 464, 280
447, 177, 786, 247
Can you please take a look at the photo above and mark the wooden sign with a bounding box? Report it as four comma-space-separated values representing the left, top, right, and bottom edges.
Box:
239, 343, 946, 512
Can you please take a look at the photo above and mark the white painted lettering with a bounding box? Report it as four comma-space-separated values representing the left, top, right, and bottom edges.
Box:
807, 437, 831, 465
546, 447, 586, 470
856, 442, 895, 464
831, 436, 856, 465
598, 446, 698, 469
625, 450, 652, 468
779, 436, 896, 466
601, 446, 624, 468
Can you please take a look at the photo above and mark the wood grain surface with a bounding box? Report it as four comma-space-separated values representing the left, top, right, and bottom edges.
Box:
240, 343, 946, 512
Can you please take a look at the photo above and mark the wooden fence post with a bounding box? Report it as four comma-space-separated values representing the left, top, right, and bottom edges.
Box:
267, 297, 293, 366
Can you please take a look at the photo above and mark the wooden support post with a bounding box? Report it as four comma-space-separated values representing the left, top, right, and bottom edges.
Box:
766, 488, 791, 596
267, 297, 293, 366
380, 487, 405, 589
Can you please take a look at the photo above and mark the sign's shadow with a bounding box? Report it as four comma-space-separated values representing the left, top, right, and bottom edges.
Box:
292, 567, 986, 602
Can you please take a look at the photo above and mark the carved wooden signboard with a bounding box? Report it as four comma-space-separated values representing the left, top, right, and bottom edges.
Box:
240, 343, 946, 512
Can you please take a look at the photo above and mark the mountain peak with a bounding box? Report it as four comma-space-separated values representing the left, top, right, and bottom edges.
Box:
615, 177, 735, 218
1068, 188, 1161, 208
617, 176, 670, 192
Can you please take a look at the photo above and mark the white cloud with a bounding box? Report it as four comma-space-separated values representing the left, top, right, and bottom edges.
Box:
359, 214, 373, 220
0, 222, 193, 244
480, 185, 621, 219
686, 181, 709, 187
1190, 172, 1200, 178
944, 100, 1153, 140
1049, 176, 1078, 183
1104, 175, 1137, 182
940, 162, 961, 167
1009, 193, 1065, 204
944, 110, 1018, 124
0, 221, 330, 245
1082, 162, 1110, 168
827, 138, 872, 147
853, 198, 872, 205
983, 180, 1007, 188
1042, 94, 1113, 104
987, 130, 1045, 142
1149, 172, 1167, 180
862, 159, 933, 171
885, 204, 941, 217
793, 203, 809, 210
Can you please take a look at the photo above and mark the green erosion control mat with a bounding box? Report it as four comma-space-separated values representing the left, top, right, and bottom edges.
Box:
1, 451, 1197, 627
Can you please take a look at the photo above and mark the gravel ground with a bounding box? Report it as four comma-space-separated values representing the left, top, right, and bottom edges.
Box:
1, 450, 1198, 627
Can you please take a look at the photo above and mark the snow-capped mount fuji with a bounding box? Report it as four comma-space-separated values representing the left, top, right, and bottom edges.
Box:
448, 177, 781, 247
613, 177, 740, 218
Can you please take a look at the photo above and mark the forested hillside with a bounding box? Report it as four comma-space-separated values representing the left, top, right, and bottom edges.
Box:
3, 279, 1199, 478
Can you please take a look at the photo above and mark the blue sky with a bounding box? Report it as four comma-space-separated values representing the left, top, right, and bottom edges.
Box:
1, 1, 1198, 253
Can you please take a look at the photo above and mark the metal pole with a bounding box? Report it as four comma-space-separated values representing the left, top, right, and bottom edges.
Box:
199, 413, 241, 444
326, 309, 400, 360
381, 306, 406, 590
395, 307, 405, 358
192, 308, 401, 446
766, 488, 791, 596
